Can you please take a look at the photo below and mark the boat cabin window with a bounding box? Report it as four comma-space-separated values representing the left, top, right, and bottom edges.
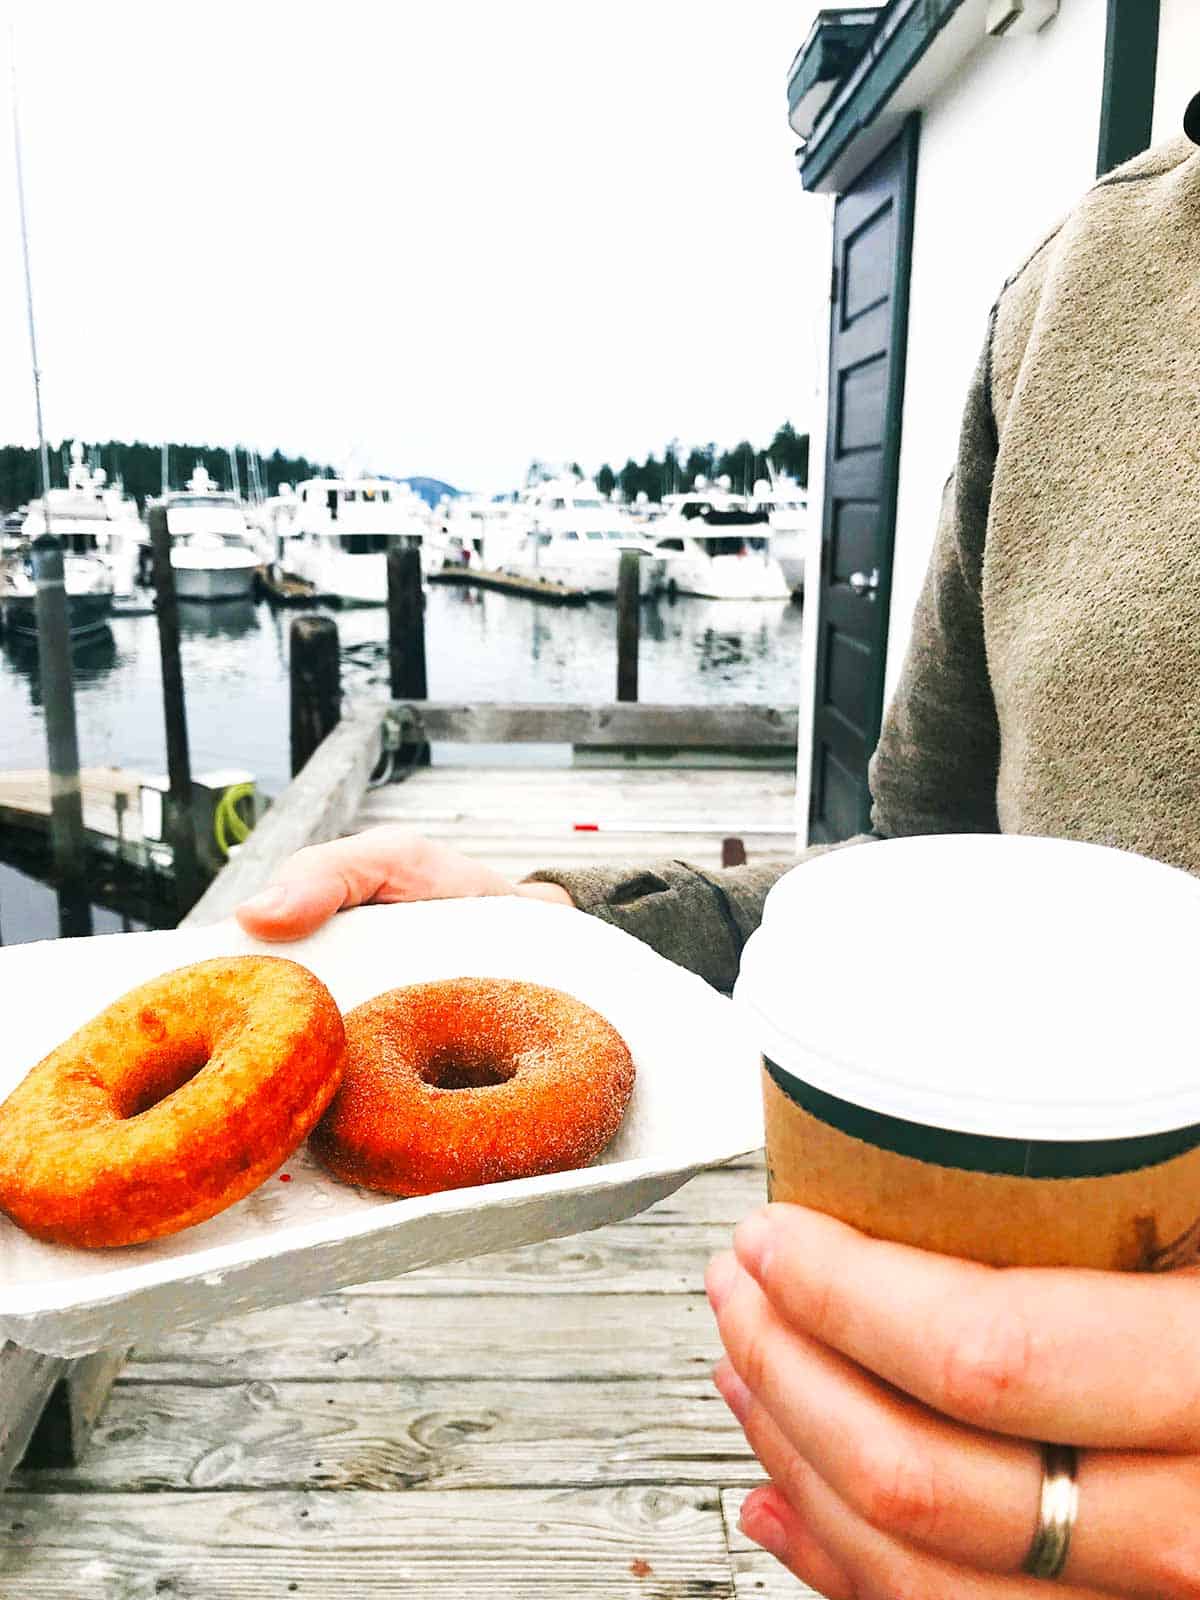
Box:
562, 530, 579, 541
345, 490, 358, 503
62, 533, 100, 554
551, 498, 566, 511
585, 530, 605, 541
380, 489, 391, 503
339, 533, 392, 554
326, 488, 339, 519
701, 536, 750, 558
657, 537, 685, 551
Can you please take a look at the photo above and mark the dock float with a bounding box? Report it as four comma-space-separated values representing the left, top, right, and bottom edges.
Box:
256, 566, 325, 606
427, 565, 588, 605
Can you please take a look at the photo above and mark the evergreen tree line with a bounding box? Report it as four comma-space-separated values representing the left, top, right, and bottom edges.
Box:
0, 441, 330, 515
593, 421, 809, 505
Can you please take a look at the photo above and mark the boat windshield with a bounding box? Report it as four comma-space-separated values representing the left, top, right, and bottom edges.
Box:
701, 535, 770, 558
339, 534, 394, 554
681, 502, 768, 528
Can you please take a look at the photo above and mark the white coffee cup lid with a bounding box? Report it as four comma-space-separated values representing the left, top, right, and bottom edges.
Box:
733, 834, 1200, 1141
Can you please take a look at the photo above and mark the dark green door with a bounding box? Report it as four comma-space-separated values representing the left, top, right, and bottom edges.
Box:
808, 118, 918, 844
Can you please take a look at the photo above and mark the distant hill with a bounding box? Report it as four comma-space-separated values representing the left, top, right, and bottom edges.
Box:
384, 475, 461, 509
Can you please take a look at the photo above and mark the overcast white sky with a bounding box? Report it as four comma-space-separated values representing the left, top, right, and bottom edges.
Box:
1, 2, 827, 492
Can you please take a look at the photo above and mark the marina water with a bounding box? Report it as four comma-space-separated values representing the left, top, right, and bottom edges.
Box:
0, 586, 803, 944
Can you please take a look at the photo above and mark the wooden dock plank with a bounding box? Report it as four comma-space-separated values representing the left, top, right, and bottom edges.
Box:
125, 1293, 724, 1384
355, 764, 797, 875
0, 1486, 734, 1599
10, 1379, 759, 1494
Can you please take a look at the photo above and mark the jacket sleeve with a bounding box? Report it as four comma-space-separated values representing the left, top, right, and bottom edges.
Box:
525, 332, 1003, 986
868, 331, 1002, 836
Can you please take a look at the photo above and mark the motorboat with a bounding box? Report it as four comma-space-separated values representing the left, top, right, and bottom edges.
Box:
651, 480, 790, 600
753, 478, 808, 597
280, 476, 432, 604
435, 491, 530, 573
502, 476, 662, 597
2, 543, 114, 640
150, 464, 263, 601
19, 441, 141, 596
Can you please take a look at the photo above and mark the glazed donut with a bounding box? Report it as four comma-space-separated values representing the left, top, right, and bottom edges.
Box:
310, 977, 635, 1195
0, 956, 345, 1249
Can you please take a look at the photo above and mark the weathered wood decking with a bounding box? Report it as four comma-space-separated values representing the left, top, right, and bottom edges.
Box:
3, 707, 817, 1597
4, 1156, 818, 1598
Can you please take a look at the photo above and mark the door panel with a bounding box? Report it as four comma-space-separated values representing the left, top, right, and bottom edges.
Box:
809, 118, 919, 844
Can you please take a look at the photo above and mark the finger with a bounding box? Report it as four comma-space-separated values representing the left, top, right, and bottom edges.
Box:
732, 1204, 1200, 1449
710, 1255, 1200, 1596
235, 827, 504, 940
718, 1357, 1109, 1600
736, 1479, 855, 1600
710, 1254, 1041, 1570
235, 872, 352, 941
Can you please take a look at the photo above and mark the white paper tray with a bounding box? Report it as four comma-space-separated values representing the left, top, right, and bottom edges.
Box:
0, 897, 763, 1356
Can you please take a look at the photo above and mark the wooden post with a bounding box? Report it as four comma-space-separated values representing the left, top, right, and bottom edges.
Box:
148, 505, 203, 916
30, 533, 92, 938
290, 614, 341, 776
387, 540, 430, 767
616, 550, 640, 703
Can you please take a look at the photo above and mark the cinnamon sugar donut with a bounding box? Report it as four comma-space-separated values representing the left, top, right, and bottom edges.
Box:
310, 977, 635, 1195
0, 956, 345, 1248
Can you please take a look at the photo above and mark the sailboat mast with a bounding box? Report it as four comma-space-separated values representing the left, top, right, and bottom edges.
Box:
11, 25, 52, 529
162, 440, 169, 495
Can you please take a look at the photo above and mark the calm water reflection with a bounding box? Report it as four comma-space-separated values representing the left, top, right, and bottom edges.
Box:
2, 586, 802, 797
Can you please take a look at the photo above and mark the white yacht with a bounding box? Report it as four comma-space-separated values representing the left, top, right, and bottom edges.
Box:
153, 464, 262, 601
281, 476, 431, 604
753, 479, 808, 597
2, 545, 114, 641
651, 480, 790, 600
435, 491, 530, 572
503, 476, 662, 597
20, 441, 140, 596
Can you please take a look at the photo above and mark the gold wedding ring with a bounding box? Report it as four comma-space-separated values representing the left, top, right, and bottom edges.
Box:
1023, 1443, 1079, 1580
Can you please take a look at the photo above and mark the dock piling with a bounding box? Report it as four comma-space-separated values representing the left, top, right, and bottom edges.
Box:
616, 550, 641, 703
30, 533, 92, 937
290, 615, 342, 777
148, 505, 203, 916
387, 541, 430, 767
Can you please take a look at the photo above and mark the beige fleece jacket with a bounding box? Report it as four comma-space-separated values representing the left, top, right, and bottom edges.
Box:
529, 134, 1200, 989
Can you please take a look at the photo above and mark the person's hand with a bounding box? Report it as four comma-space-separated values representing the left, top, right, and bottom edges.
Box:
236, 824, 573, 941
706, 1203, 1200, 1598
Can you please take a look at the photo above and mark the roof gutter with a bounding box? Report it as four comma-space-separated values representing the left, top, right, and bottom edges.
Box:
798, 0, 969, 191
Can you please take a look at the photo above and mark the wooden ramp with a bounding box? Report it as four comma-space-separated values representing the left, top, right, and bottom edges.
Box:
355, 763, 798, 879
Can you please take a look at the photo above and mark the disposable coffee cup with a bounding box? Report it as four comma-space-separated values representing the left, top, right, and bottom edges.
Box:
733, 834, 1200, 1270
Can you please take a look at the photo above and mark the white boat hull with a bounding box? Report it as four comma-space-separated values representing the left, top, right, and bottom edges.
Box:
282, 542, 407, 604
172, 561, 258, 602
662, 553, 791, 600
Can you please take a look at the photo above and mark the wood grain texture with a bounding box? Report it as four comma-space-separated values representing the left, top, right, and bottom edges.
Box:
0, 1486, 733, 1599
126, 1293, 724, 1383
384, 700, 798, 748
11, 1379, 761, 1494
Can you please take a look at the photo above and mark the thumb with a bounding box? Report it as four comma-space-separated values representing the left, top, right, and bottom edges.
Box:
235, 874, 349, 941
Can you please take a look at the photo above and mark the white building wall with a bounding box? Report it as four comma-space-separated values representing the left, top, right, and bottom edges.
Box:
1152, 0, 1198, 147
884, 0, 1108, 706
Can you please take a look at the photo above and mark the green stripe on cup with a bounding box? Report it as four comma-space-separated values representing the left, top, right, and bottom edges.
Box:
764, 1059, 1200, 1179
